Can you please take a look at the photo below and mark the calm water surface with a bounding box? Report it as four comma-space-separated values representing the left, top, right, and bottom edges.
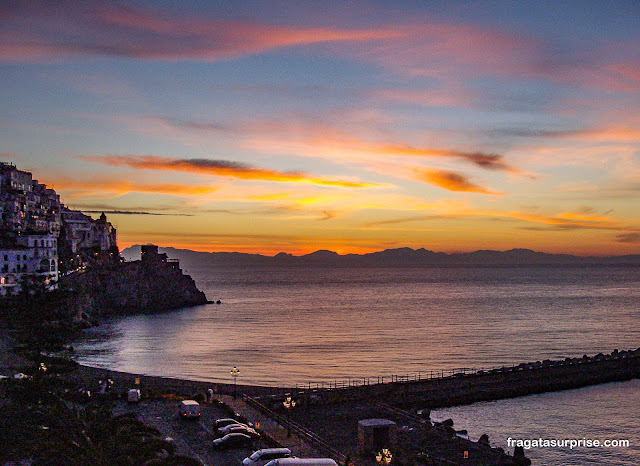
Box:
432, 380, 640, 465
74, 265, 640, 464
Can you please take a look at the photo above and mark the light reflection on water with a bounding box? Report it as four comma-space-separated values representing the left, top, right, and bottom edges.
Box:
74, 265, 640, 464
76, 265, 640, 386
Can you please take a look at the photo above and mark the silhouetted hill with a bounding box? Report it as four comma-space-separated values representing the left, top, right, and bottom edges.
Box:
121, 245, 640, 268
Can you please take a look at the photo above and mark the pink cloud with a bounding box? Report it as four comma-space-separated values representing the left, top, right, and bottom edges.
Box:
2, 1, 636, 96
370, 87, 478, 108
0, 0, 398, 62
330, 23, 640, 94
330, 22, 544, 78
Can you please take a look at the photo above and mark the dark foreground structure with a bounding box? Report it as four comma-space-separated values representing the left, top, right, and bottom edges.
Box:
246, 348, 640, 465
67, 348, 640, 465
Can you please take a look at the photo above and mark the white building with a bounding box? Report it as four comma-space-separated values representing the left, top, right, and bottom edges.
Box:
0, 246, 34, 295
61, 209, 117, 255
61, 209, 93, 253
17, 232, 58, 281
0, 162, 116, 294
0, 233, 59, 295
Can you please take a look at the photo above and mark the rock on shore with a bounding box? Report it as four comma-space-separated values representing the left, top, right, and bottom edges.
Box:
62, 258, 208, 316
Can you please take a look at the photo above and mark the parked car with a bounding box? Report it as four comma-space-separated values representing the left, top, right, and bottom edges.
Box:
212, 433, 253, 450
243, 448, 292, 466
127, 389, 141, 403
263, 459, 338, 466
214, 418, 241, 429
217, 422, 249, 436
178, 400, 201, 419
225, 425, 260, 439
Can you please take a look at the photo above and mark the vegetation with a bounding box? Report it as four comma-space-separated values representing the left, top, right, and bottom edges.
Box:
0, 275, 202, 465
0, 363, 202, 465
0, 275, 81, 367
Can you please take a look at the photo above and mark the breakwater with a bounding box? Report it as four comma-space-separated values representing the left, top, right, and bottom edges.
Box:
274, 348, 640, 409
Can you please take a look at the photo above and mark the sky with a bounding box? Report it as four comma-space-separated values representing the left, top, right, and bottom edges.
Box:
1, 0, 639, 256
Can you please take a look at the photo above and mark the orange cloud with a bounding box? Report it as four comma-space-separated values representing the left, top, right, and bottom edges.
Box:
616, 233, 640, 243
507, 211, 640, 232
413, 169, 501, 195
148, 115, 525, 174
78, 154, 378, 188
364, 207, 640, 235
51, 177, 218, 198
365, 143, 524, 173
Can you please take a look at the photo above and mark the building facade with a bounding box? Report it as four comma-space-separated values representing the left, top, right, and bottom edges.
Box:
0, 162, 117, 294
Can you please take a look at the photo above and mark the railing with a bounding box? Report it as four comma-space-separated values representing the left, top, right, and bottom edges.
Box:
292, 367, 478, 392
282, 349, 640, 396
243, 394, 347, 464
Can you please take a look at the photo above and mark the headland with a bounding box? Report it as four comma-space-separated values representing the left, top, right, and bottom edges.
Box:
61, 244, 209, 318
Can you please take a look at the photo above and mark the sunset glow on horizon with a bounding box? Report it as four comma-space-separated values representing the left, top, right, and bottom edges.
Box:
2, 0, 639, 256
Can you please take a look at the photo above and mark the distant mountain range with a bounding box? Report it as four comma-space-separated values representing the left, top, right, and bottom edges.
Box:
121, 245, 640, 267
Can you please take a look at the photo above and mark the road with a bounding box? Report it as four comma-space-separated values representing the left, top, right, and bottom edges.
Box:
114, 399, 267, 465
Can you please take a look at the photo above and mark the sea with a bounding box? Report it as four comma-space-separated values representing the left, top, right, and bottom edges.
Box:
74, 264, 640, 464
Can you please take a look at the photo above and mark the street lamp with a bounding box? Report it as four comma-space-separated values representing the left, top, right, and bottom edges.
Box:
282, 394, 296, 437
230, 366, 240, 399
376, 448, 392, 464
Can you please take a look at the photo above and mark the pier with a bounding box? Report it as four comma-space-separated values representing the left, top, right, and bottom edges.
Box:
260, 348, 640, 409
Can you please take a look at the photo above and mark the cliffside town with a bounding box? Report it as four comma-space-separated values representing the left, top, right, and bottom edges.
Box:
0, 162, 208, 314
0, 162, 118, 295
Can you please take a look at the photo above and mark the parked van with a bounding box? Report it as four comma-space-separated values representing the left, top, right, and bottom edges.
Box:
127, 388, 141, 403
263, 459, 338, 466
243, 448, 292, 466
179, 400, 201, 419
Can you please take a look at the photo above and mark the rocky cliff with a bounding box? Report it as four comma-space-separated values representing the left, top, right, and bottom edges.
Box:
62, 257, 208, 316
